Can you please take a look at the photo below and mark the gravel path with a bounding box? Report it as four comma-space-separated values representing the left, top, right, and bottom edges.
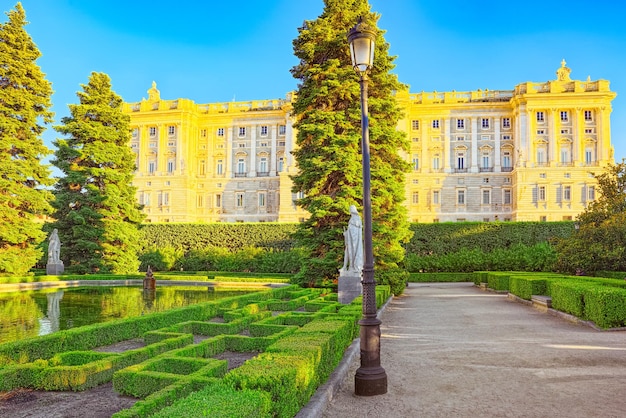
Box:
319, 282, 626, 418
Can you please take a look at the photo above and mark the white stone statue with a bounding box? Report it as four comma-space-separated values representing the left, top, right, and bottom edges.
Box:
340, 205, 364, 276
47, 228, 61, 264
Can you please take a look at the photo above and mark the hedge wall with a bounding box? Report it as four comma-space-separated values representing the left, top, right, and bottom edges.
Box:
139, 223, 298, 252
139, 221, 573, 256
406, 221, 573, 255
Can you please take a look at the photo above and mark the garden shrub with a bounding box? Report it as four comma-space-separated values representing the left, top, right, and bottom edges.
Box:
408, 272, 475, 283
375, 266, 409, 295
509, 276, 548, 300
583, 287, 626, 328
487, 272, 510, 292
224, 352, 316, 418
149, 381, 272, 418
549, 280, 590, 318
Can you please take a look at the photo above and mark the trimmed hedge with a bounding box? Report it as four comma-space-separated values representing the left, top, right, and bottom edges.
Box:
150, 381, 272, 418
409, 272, 475, 282
481, 272, 626, 329
406, 221, 573, 255
1, 283, 392, 417
139, 223, 298, 252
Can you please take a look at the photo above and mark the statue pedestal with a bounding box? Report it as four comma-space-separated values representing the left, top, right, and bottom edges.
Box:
338, 270, 362, 304
46, 262, 64, 275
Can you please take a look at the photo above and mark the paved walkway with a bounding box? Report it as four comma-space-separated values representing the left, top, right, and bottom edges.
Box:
303, 282, 626, 418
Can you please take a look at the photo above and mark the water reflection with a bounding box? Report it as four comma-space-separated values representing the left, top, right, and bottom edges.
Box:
38, 290, 64, 336
0, 286, 250, 344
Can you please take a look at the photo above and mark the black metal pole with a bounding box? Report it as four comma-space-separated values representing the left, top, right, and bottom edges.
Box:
354, 72, 387, 396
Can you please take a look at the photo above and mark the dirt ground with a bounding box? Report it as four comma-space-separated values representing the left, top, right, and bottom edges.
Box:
320, 283, 626, 418
0, 338, 257, 418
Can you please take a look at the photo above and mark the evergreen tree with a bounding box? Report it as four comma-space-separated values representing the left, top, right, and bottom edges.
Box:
0, 3, 54, 275
51, 72, 144, 274
290, 0, 412, 290
555, 161, 626, 273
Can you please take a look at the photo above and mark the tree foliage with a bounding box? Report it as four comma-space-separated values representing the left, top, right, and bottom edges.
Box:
555, 161, 626, 273
290, 0, 412, 285
50, 72, 144, 274
0, 3, 54, 274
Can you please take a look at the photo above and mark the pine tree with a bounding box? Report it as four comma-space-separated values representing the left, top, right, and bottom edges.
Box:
51, 72, 144, 274
0, 3, 54, 275
290, 0, 412, 289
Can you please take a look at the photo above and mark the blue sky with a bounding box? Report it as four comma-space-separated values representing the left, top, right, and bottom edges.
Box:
8, 0, 626, 159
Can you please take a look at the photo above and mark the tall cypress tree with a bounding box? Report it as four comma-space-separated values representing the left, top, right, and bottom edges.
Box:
290, 0, 412, 289
51, 72, 144, 274
0, 3, 54, 275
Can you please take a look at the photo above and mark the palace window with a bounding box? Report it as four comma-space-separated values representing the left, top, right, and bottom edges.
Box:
588, 186, 595, 200
482, 190, 491, 205
217, 128, 225, 137
149, 127, 157, 137
433, 190, 440, 205
412, 155, 419, 171
457, 153, 465, 170
238, 127, 246, 137
412, 120, 420, 130
259, 157, 268, 173
167, 159, 175, 173
560, 111, 569, 122
237, 158, 246, 174
502, 151, 511, 168
216, 159, 223, 175
168, 125, 176, 136
564, 185, 571, 201
482, 154, 490, 169
502, 118, 511, 128
201, 129, 207, 137
481, 118, 489, 129
236, 193, 244, 207
260, 125, 268, 136
457, 190, 465, 205
158, 192, 169, 206
259, 192, 266, 207
536, 111, 544, 122
432, 120, 440, 129
279, 125, 286, 135
132, 128, 138, 138
412, 191, 419, 204
537, 149, 546, 164
457, 119, 465, 129
503, 189, 512, 205
432, 155, 440, 170
584, 110, 593, 121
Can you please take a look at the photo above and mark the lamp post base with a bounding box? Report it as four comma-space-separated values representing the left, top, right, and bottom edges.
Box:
355, 366, 388, 396
354, 316, 387, 396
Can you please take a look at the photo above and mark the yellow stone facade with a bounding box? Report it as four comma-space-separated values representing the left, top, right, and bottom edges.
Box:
124, 62, 616, 223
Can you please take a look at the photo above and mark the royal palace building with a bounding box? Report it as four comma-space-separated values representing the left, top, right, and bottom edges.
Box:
123, 61, 617, 223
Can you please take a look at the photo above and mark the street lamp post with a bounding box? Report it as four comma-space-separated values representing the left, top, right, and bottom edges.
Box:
348, 18, 388, 397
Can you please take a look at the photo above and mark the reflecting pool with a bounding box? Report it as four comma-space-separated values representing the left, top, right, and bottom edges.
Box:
0, 286, 252, 344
